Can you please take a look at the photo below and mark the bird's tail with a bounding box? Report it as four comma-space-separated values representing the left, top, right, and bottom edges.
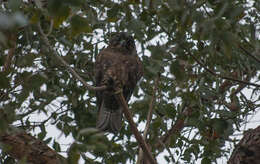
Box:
96, 101, 122, 133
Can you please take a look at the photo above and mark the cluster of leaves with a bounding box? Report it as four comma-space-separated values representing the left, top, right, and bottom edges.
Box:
0, 0, 260, 163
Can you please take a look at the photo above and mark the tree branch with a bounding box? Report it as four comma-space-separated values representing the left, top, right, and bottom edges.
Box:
115, 91, 157, 164
37, 22, 107, 92
0, 109, 67, 164
228, 125, 260, 164
0, 131, 67, 164
3, 33, 16, 72
182, 46, 260, 88
238, 44, 260, 64
154, 107, 193, 150
137, 76, 159, 164
158, 20, 259, 88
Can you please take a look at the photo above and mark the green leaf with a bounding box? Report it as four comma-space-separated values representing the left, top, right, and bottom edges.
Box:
44, 137, 52, 144
201, 157, 211, 164
16, 53, 36, 67
12, 12, 28, 27
48, 0, 70, 28
107, 4, 121, 22
53, 10, 70, 28
170, 61, 184, 81
8, 0, 22, 11
0, 73, 10, 89
38, 124, 47, 140
53, 140, 61, 152
70, 15, 92, 37
78, 128, 99, 137
67, 143, 80, 164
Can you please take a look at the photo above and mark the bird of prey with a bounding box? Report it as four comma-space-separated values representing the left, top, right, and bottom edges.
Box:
94, 32, 143, 133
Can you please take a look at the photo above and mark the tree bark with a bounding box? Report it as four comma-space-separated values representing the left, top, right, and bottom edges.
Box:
0, 130, 67, 164
228, 125, 260, 164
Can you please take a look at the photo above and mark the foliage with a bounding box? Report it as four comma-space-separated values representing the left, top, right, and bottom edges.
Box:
0, 0, 260, 163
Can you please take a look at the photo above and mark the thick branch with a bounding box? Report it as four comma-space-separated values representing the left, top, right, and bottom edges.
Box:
228, 125, 260, 164
37, 22, 107, 91
0, 109, 66, 164
0, 131, 67, 164
115, 92, 157, 164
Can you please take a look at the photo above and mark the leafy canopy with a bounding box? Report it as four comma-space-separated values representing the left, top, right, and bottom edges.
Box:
0, 0, 260, 163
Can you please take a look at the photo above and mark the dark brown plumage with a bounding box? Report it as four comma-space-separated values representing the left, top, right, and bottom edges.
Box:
94, 32, 143, 133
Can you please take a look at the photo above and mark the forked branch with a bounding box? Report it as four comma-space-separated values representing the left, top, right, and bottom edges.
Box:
115, 91, 157, 164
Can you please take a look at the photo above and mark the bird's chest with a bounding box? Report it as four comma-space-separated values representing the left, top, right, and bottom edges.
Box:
102, 54, 134, 71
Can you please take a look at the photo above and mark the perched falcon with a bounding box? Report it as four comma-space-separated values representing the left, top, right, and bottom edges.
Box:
94, 32, 143, 133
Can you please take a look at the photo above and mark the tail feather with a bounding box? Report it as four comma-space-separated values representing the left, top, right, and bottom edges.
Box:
96, 101, 122, 133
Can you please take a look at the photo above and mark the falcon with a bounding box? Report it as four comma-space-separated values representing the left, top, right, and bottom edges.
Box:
94, 32, 143, 133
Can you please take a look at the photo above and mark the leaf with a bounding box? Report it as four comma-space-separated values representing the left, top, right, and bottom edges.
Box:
128, 19, 145, 38
0, 73, 10, 89
70, 15, 92, 37
8, 0, 22, 11
12, 12, 28, 27
44, 137, 52, 144
201, 157, 211, 164
16, 53, 36, 67
48, 0, 70, 28
68, 143, 80, 164
170, 61, 184, 81
38, 124, 47, 140
107, 4, 121, 22
211, 118, 229, 136
53, 140, 61, 152
0, 13, 14, 29
78, 128, 99, 137
53, 7, 70, 28
29, 73, 47, 89
30, 9, 41, 24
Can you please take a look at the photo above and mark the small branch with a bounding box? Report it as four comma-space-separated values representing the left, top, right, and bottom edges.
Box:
154, 107, 193, 150
37, 22, 107, 91
3, 34, 16, 72
158, 21, 259, 88
238, 44, 260, 64
183, 46, 260, 88
230, 74, 250, 98
137, 76, 159, 164
115, 92, 157, 164
46, 19, 54, 37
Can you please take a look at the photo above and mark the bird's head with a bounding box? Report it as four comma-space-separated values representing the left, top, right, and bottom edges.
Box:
109, 32, 136, 53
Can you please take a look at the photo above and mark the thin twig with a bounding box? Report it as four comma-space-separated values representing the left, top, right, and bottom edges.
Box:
3, 34, 16, 72
46, 19, 53, 37
182, 46, 260, 88
137, 76, 159, 164
158, 20, 259, 88
115, 91, 157, 164
37, 22, 107, 91
238, 44, 260, 64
